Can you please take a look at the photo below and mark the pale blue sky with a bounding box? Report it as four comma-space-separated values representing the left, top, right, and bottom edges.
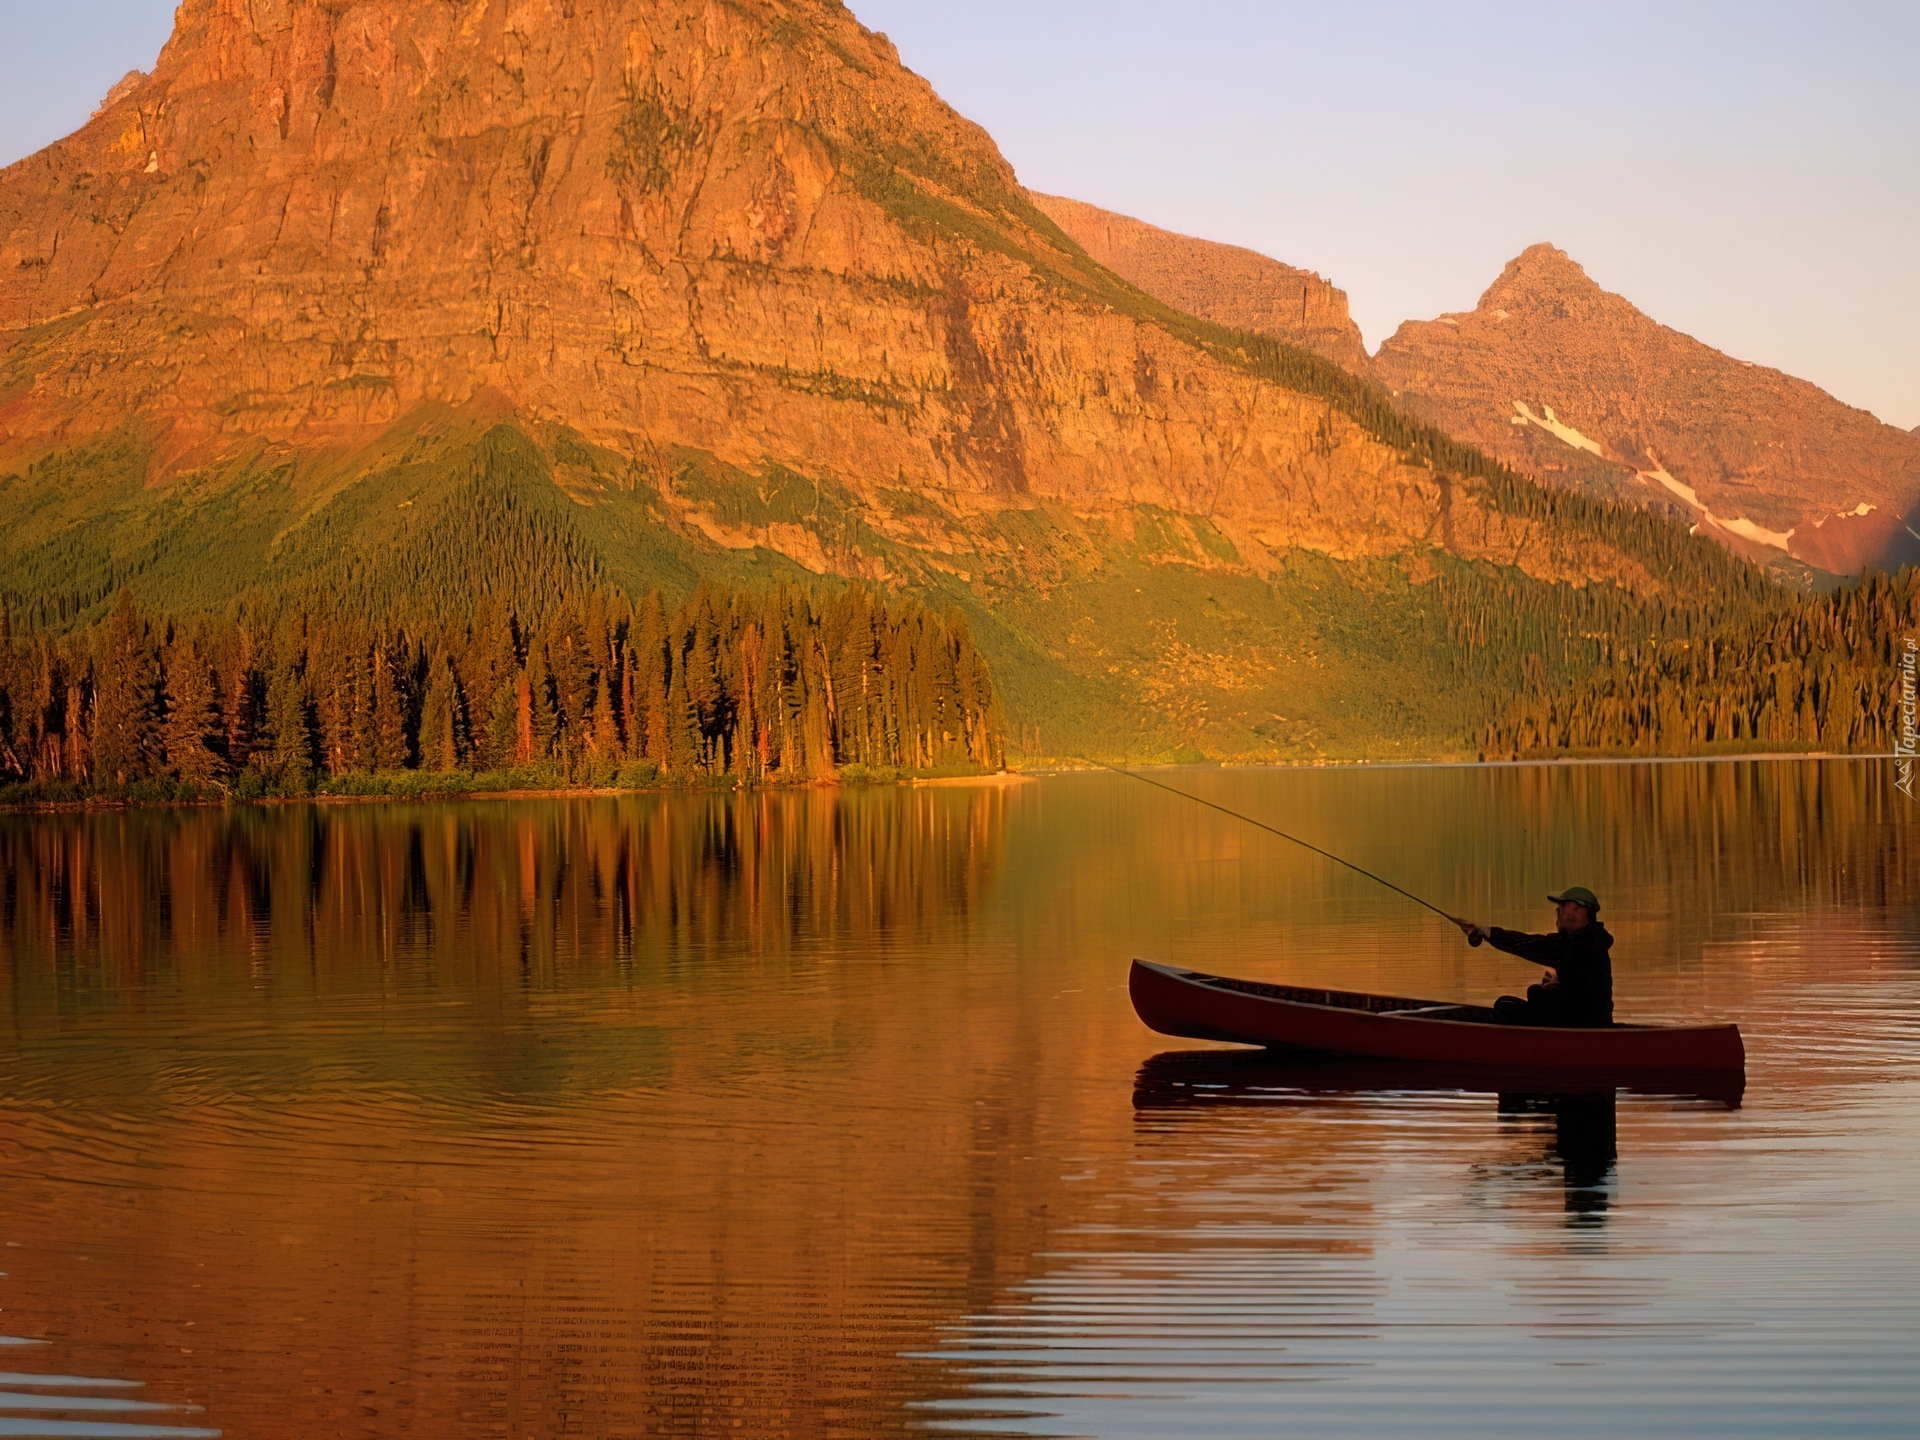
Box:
3, 1, 1915, 427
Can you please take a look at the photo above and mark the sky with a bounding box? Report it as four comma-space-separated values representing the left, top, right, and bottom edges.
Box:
1, 1, 1914, 429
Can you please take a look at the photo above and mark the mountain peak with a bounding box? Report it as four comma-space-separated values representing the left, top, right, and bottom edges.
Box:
1479, 243, 1608, 315
0, 0, 1031, 466
1374, 241, 1920, 573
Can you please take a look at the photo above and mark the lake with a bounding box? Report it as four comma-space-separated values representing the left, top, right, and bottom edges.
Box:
1, 760, 1915, 1438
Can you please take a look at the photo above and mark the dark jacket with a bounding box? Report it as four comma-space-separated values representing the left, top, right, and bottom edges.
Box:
1487, 921, 1614, 1026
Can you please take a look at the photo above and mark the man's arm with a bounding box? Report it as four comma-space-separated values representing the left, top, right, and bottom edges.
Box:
1456, 923, 1560, 982
1482, 928, 1555, 962
1451, 929, 1559, 990
1483, 929, 1564, 982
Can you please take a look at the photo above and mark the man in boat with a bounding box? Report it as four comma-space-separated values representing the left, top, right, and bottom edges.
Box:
1459, 887, 1613, 1027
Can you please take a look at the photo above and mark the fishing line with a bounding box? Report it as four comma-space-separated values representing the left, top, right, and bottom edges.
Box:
1080, 757, 1473, 935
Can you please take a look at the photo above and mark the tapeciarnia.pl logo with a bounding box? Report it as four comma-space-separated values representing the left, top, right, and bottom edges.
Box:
1897, 636, 1917, 799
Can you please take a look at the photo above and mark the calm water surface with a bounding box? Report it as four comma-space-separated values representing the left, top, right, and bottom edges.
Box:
0, 761, 1915, 1438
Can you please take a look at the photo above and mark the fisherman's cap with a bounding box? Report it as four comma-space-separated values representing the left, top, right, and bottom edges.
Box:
1548, 886, 1600, 913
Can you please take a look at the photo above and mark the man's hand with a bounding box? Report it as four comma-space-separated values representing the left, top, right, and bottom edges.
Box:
1454, 918, 1487, 944
1540, 968, 1558, 985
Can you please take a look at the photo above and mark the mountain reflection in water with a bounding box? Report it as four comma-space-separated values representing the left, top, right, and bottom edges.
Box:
0, 760, 1915, 1438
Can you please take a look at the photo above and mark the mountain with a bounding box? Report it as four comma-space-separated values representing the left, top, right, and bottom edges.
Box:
1372, 245, 1920, 575
0, 1, 1780, 761
1028, 193, 1371, 373
0, 0, 1444, 551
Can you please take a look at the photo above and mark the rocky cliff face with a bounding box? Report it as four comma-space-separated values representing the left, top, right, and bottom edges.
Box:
0, 0, 1639, 579
1373, 245, 1920, 574
1029, 193, 1372, 374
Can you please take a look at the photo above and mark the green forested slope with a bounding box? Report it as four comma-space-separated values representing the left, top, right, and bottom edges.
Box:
5, 409, 1908, 770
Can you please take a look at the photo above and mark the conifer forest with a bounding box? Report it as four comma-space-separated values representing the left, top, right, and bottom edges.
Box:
1480, 568, 1918, 758
0, 582, 1006, 801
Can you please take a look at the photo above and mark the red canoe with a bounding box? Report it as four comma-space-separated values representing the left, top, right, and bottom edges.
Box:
1130, 959, 1745, 1074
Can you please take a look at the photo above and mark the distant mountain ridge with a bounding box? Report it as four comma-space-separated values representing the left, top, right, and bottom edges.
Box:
1028, 193, 1371, 373
1372, 245, 1920, 575
1024, 207, 1920, 577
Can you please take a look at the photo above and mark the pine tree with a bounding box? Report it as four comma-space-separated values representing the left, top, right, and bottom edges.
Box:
91, 590, 163, 786
225, 636, 259, 771
545, 605, 589, 742
527, 645, 560, 761
18, 642, 63, 779
372, 647, 409, 770
684, 585, 723, 769
345, 654, 375, 773
514, 669, 536, 766
0, 604, 18, 781
618, 647, 639, 761
63, 679, 91, 782
663, 665, 700, 778
463, 610, 519, 768
313, 623, 364, 776
736, 620, 765, 781
418, 655, 461, 773
483, 676, 519, 771
163, 638, 227, 787
265, 653, 315, 783
637, 590, 669, 762
589, 670, 620, 761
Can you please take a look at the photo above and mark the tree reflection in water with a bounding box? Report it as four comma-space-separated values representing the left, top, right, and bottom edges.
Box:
0, 787, 1010, 1017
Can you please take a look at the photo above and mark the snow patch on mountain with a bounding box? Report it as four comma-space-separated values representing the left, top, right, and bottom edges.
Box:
1638, 454, 1795, 551
1810, 503, 1876, 527
1509, 401, 1604, 456
1712, 515, 1798, 550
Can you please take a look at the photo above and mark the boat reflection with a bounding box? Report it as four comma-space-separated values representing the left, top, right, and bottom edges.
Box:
1132, 1047, 1745, 1109
1134, 1048, 1742, 1228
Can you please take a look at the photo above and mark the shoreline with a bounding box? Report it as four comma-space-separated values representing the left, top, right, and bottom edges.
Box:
0, 769, 1037, 815
909, 772, 1039, 789
1035, 750, 1889, 776
1, 752, 1897, 815
1260, 751, 1891, 774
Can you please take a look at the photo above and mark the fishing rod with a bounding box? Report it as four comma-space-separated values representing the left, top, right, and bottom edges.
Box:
1083, 758, 1483, 944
